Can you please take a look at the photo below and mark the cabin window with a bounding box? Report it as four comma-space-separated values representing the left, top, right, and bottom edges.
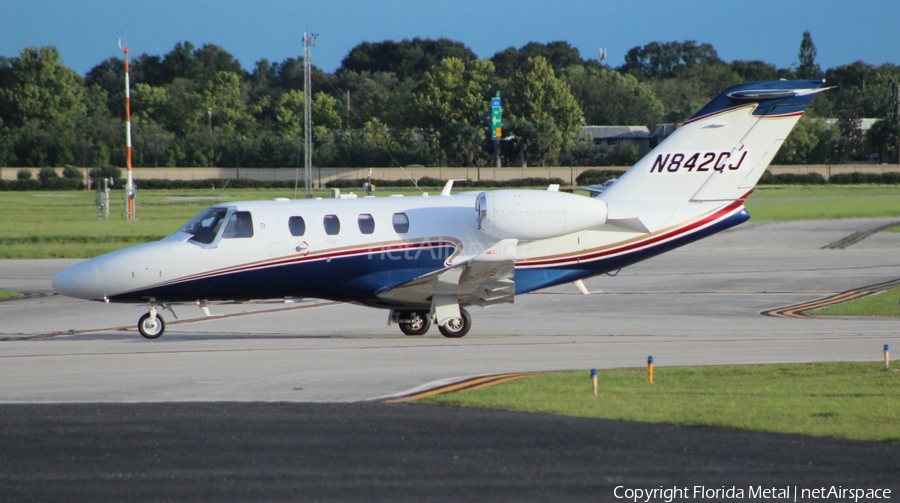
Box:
222, 211, 254, 239
324, 214, 341, 235
358, 214, 375, 234
289, 216, 306, 236
181, 207, 228, 244
392, 212, 409, 234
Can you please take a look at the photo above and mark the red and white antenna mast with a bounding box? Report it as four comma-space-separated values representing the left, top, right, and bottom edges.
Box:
120, 38, 136, 220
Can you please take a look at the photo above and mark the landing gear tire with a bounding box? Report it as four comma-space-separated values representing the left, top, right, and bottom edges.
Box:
138, 312, 165, 339
399, 311, 431, 336
438, 307, 471, 338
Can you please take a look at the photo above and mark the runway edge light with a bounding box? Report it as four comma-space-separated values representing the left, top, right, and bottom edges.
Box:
647, 356, 654, 384
885, 344, 890, 368
591, 369, 598, 397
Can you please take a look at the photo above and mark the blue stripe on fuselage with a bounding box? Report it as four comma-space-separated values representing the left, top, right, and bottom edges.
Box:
109, 245, 457, 305
513, 209, 750, 294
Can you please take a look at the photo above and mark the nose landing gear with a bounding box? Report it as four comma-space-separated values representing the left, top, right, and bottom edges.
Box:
137, 300, 176, 339
138, 307, 165, 339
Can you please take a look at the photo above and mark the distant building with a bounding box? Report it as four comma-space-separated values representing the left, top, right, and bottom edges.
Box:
819, 118, 878, 132
580, 126, 651, 156
650, 124, 679, 148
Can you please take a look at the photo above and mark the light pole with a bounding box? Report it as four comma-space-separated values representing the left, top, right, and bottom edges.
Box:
235, 134, 242, 180
207, 108, 214, 167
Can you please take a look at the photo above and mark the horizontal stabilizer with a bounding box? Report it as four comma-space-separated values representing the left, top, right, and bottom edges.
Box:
606, 211, 651, 233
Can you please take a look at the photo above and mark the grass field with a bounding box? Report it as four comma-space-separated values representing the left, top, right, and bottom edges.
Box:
0, 184, 897, 259
812, 286, 900, 317
421, 362, 900, 442
743, 185, 900, 221
0, 187, 429, 259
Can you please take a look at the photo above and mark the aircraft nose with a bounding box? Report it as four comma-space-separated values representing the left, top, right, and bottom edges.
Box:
53, 260, 101, 300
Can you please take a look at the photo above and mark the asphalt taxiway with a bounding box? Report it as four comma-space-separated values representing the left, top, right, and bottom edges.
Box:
2, 402, 897, 502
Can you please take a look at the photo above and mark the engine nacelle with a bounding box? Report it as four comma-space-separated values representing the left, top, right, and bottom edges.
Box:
475, 190, 608, 241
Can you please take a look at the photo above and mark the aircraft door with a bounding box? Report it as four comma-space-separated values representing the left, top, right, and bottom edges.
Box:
259, 207, 282, 258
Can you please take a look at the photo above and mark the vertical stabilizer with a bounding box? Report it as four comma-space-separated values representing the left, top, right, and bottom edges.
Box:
601, 80, 829, 204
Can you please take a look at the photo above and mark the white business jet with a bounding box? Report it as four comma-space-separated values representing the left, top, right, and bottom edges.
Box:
54, 80, 829, 338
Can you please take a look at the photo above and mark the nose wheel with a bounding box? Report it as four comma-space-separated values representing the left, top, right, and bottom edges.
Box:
138, 301, 172, 339
138, 311, 165, 339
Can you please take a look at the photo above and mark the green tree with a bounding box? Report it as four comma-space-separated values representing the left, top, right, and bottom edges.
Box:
505, 120, 561, 167
92, 142, 111, 168
730, 60, 780, 82
274, 91, 342, 141
605, 142, 641, 166
837, 110, 868, 161
312, 92, 344, 141
563, 66, 663, 126
412, 57, 495, 128
131, 83, 169, 124
674, 63, 742, 106
334, 70, 413, 128
820, 62, 900, 118
774, 116, 830, 164
438, 122, 486, 166
796, 31, 822, 79
339, 38, 477, 82
275, 89, 304, 137
37, 166, 58, 182
491, 41, 584, 79
561, 134, 606, 166
620, 41, 721, 80
0, 47, 85, 129
199, 71, 255, 135
867, 118, 900, 163
506, 56, 583, 149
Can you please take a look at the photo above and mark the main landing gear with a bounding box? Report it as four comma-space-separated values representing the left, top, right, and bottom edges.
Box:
390, 308, 472, 338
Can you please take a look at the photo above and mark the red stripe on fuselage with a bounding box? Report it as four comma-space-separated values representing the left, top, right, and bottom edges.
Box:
516, 199, 746, 268
132, 239, 459, 291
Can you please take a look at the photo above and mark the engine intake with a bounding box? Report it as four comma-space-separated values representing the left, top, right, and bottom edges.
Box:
475, 190, 608, 241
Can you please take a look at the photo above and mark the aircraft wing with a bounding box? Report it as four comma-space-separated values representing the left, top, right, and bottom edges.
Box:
375, 239, 517, 308
576, 185, 606, 196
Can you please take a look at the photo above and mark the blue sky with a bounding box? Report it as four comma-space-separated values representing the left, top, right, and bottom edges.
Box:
3, 0, 898, 76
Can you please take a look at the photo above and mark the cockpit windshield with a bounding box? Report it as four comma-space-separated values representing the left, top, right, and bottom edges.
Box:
179, 207, 229, 244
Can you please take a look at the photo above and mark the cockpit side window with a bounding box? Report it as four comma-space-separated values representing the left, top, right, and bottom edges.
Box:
181, 207, 229, 245
222, 211, 254, 239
